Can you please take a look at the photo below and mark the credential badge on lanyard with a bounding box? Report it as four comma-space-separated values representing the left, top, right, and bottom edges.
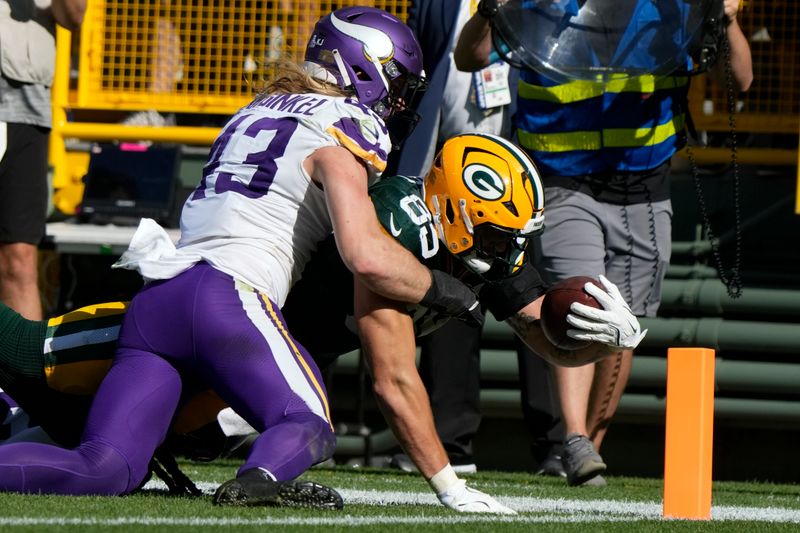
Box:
472, 62, 511, 111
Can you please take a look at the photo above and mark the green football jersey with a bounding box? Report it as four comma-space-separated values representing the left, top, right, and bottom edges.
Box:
369, 175, 452, 336
369, 175, 442, 266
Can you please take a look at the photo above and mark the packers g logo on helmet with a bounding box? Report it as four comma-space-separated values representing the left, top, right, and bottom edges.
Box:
424, 133, 545, 277
462, 164, 506, 201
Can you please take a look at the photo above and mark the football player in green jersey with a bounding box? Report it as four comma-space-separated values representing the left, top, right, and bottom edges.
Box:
0, 301, 231, 450
283, 133, 645, 512
0, 301, 229, 495
0, 301, 123, 447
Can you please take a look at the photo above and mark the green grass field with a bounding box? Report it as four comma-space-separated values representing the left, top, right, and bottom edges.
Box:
1, 459, 799, 532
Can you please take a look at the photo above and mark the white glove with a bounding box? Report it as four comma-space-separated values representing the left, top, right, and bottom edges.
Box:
566, 275, 647, 350
437, 479, 516, 514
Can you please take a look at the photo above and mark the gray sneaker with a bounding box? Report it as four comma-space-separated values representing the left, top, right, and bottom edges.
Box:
580, 474, 607, 487
534, 448, 566, 478
561, 434, 606, 486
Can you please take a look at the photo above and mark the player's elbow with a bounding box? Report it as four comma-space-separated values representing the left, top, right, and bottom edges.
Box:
370, 378, 395, 404
371, 372, 414, 407
345, 251, 389, 286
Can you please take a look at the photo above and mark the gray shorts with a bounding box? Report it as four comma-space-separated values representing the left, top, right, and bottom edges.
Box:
532, 187, 672, 318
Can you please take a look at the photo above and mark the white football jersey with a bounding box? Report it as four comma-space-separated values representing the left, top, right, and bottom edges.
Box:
140, 94, 390, 307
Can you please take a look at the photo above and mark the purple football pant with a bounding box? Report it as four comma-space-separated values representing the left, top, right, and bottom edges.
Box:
0, 263, 335, 495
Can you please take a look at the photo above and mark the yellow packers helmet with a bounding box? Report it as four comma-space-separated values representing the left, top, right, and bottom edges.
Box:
424, 133, 545, 278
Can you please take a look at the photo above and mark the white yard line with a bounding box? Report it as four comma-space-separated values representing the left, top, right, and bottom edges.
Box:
178, 481, 800, 523
1, 482, 798, 527
0, 516, 645, 527
341, 488, 800, 523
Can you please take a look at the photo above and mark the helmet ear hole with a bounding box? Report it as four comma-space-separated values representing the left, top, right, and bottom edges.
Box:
352, 66, 371, 81
502, 200, 518, 216
444, 199, 456, 225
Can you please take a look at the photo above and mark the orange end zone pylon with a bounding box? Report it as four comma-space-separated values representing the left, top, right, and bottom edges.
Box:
663, 347, 716, 520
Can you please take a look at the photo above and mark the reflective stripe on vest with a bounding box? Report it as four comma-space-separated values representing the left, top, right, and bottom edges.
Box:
517, 75, 688, 105
514, 72, 689, 173
518, 114, 685, 152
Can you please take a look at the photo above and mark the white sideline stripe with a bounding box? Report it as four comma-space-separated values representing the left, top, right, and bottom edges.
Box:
345, 489, 800, 523
3, 507, 800, 528
0, 516, 643, 526
139, 480, 800, 524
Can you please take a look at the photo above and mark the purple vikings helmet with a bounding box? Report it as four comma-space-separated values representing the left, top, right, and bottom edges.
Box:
304, 7, 428, 147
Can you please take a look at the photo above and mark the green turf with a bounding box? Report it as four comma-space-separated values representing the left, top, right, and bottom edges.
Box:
0, 459, 798, 532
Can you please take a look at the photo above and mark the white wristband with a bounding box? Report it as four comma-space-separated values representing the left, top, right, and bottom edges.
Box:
428, 463, 460, 494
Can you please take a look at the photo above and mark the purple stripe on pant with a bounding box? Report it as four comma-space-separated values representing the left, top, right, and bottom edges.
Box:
0, 263, 335, 495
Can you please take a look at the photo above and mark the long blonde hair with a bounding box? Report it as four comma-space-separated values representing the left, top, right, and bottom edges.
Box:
256, 59, 350, 99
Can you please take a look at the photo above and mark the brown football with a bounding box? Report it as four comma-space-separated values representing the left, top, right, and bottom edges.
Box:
540, 276, 603, 350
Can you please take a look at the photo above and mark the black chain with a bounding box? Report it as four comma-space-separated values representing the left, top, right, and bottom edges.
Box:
686, 37, 743, 299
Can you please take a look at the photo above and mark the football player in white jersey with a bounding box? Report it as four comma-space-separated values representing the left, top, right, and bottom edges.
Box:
0, 132, 642, 513
0, 7, 484, 509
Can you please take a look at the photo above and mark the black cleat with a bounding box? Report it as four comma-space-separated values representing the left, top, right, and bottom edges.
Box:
213, 469, 344, 510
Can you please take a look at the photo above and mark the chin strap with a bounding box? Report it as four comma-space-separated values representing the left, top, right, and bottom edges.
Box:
331, 50, 353, 87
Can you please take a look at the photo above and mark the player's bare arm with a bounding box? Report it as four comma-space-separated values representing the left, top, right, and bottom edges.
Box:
354, 280, 514, 514
306, 146, 432, 303
353, 281, 450, 479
